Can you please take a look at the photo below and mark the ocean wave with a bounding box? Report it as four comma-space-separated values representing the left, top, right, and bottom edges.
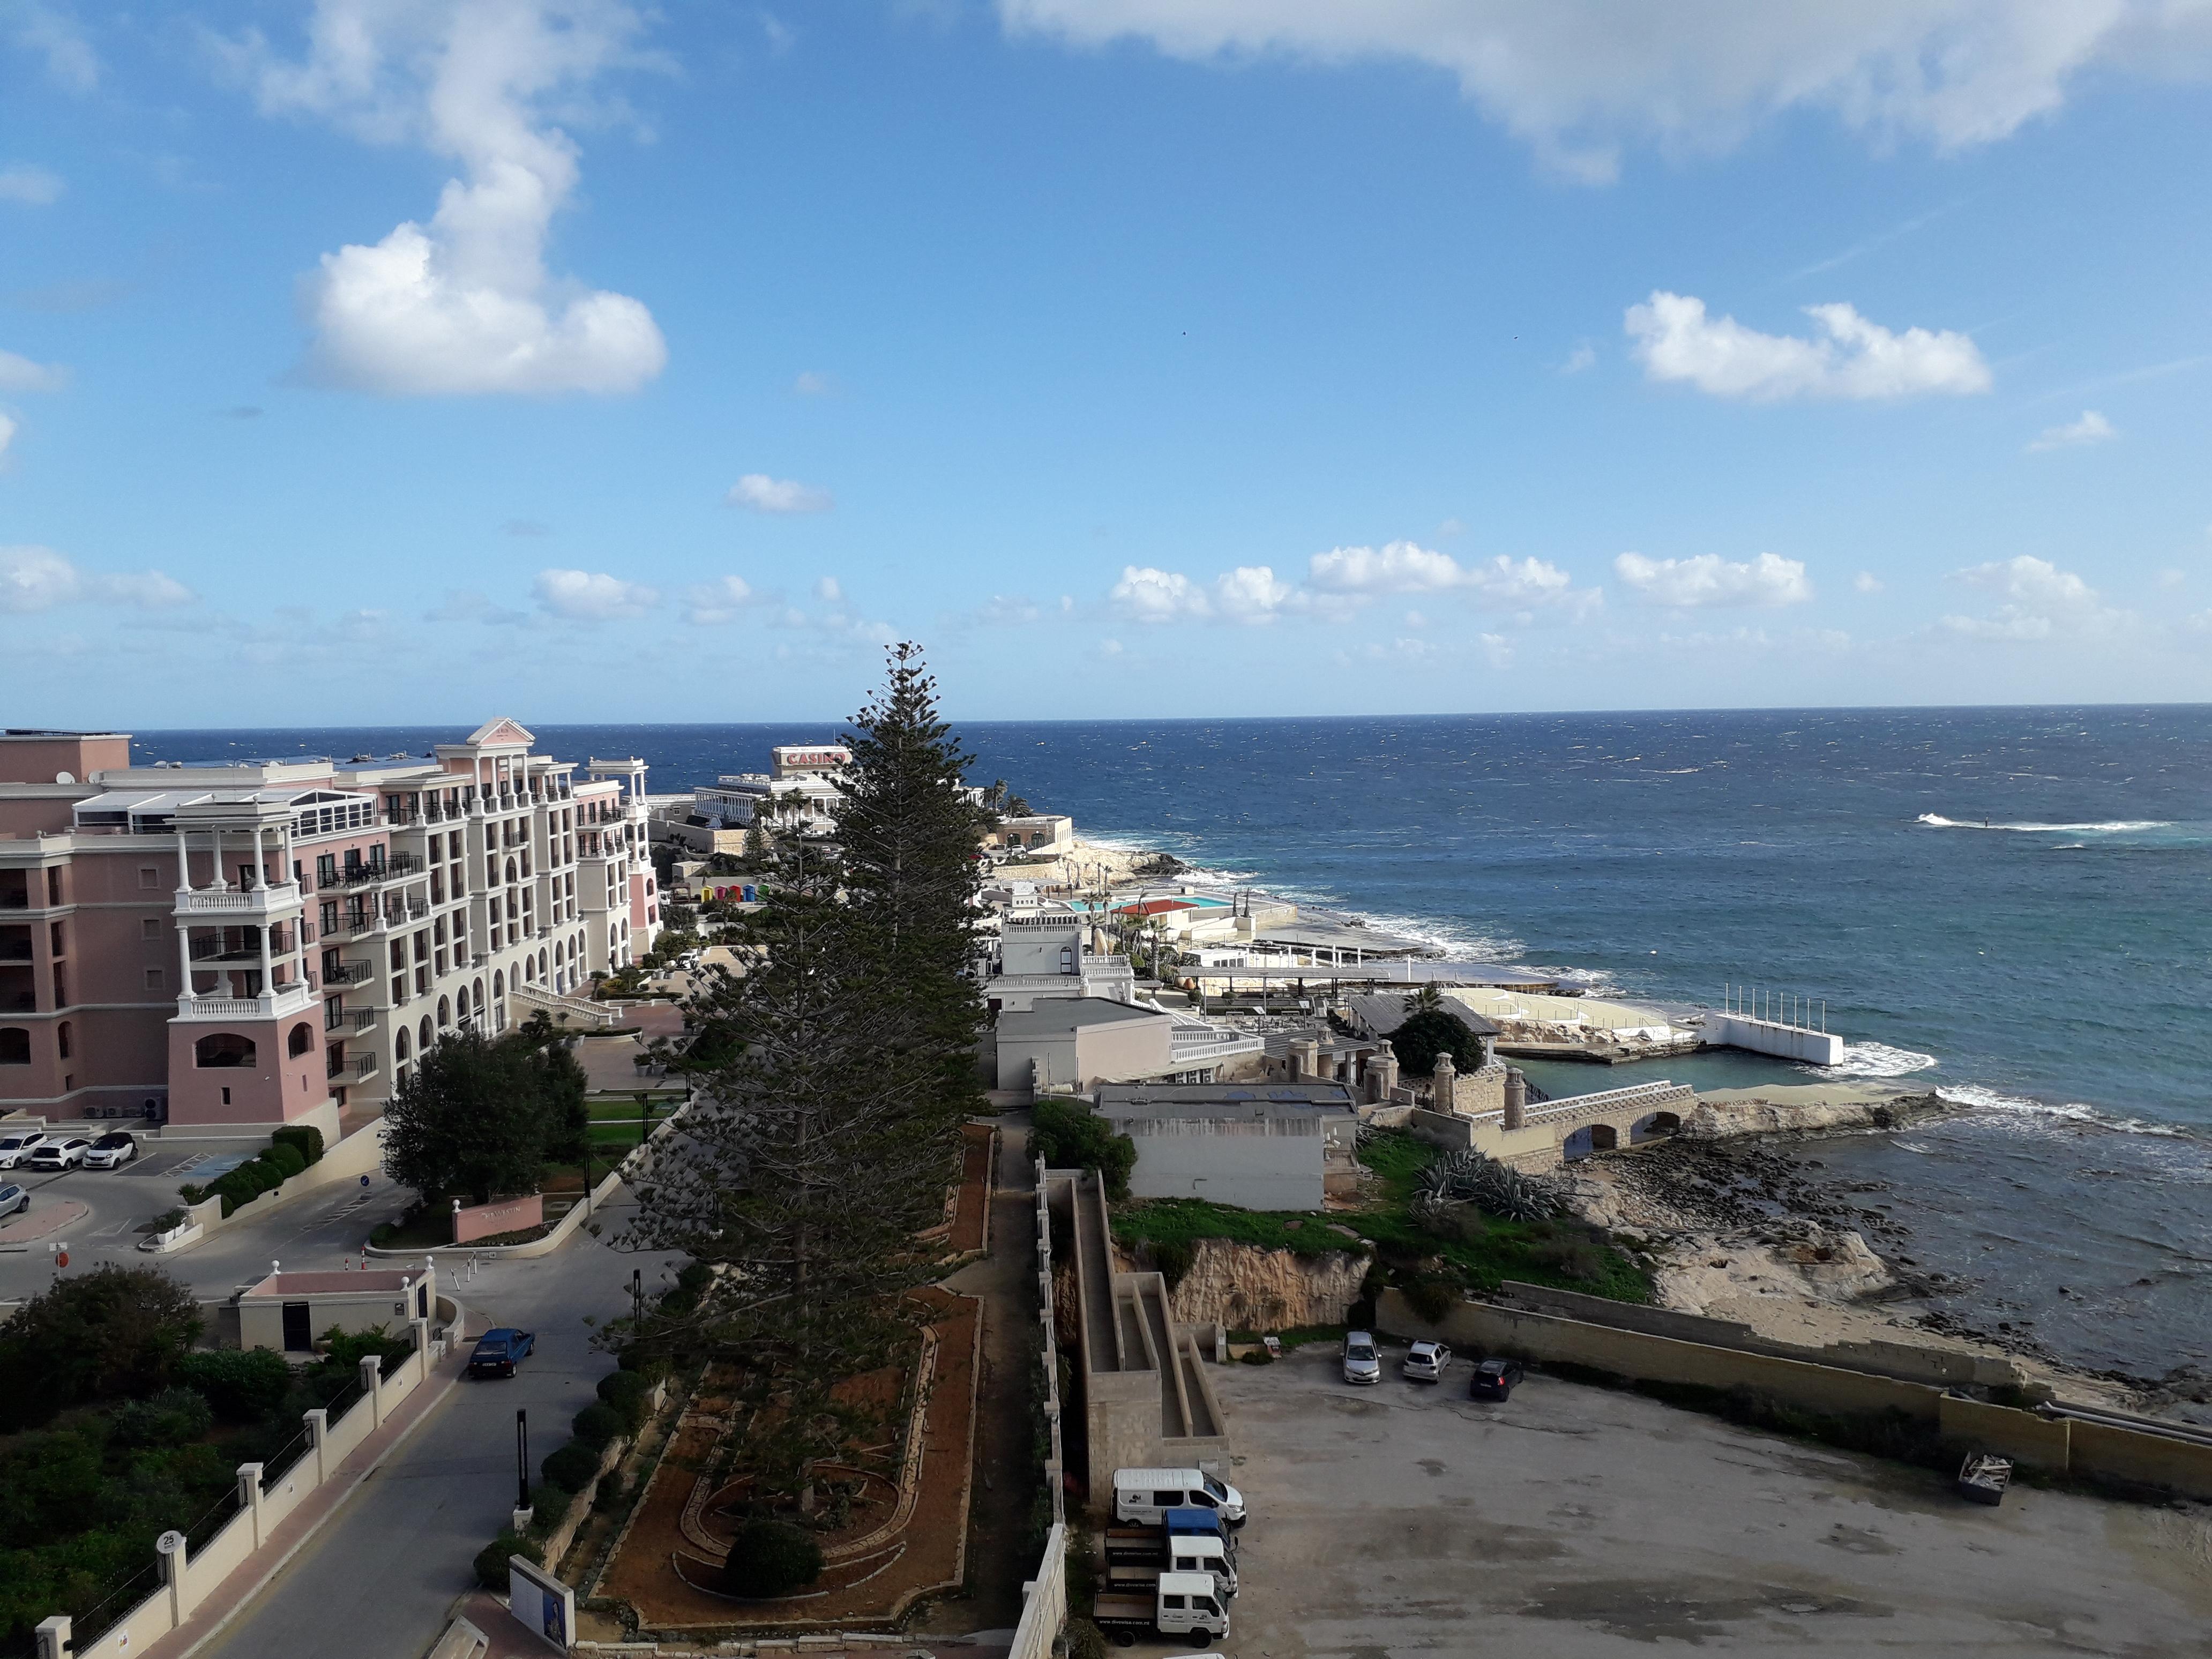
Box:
1935, 1083, 2186, 1138
1915, 814, 2174, 833
1819, 1041, 1937, 1079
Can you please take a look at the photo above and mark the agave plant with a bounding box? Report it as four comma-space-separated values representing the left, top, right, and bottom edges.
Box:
1416, 1147, 1558, 1223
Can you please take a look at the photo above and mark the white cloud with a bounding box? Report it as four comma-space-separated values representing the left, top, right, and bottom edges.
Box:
533, 567, 658, 619
1307, 541, 1589, 610
228, 0, 666, 395
995, 2, 2211, 183
2157, 568, 2186, 589
1111, 565, 1212, 623
1561, 342, 1596, 374
2027, 409, 2118, 451
0, 349, 69, 392
1, 544, 195, 612
1942, 555, 2124, 640
792, 370, 832, 395
0, 163, 64, 205
682, 575, 766, 625
967, 594, 1044, 626
813, 575, 843, 602
1214, 564, 1301, 624
729, 473, 834, 514
1854, 571, 1884, 594
423, 588, 526, 624
1614, 550, 1813, 608
1625, 290, 1990, 401
12, 6, 98, 93
0, 415, 13, 461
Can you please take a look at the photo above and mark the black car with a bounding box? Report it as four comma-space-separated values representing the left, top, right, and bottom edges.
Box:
1468, 1357, 1524, 1400
468, 1328, 536, 1377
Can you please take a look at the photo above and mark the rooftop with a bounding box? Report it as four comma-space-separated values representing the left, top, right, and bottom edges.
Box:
241, 1270, 419, 1297
996, 996, 1165, 1036
1096, 1081, 1357, 1118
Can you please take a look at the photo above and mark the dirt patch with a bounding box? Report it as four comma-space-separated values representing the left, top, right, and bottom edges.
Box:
947, 1123, 995, 1257
596, 1288, 982, 1635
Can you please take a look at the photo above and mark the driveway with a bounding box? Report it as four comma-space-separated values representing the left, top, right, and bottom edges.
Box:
1185, 1340, 2212, 1657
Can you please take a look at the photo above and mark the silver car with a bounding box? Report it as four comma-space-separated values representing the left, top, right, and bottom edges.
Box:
1342, 1330, 1381, 1385
0, 1183, 26, 1218
1402, 1339, 1452, 1384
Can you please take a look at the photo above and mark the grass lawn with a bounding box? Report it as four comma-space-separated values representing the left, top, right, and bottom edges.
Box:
587, 1093, 685, 1120
1110, 1129, 1652, 1305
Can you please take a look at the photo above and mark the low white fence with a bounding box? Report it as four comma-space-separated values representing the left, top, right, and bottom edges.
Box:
1012, 1154, 1070, 1659
37, 1322, 442, 1659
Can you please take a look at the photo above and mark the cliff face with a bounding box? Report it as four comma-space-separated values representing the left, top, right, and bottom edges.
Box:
1150, 1238, 1371, 1332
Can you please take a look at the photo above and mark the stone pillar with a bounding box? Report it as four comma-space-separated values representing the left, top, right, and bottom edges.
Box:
1369, 1041, 1399, 1103
360, 1354, 385, 1429
156, 1528, 189, 1626
1504, 1066, 1527, 1131
1291, 1037, 1319, 1079
34, 1616, 70, 1659
1432, 1051, 1456, 1114
237, 1462, 266, 1549
303, 1407, 329, 1484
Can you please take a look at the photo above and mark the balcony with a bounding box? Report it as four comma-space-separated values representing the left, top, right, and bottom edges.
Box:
324, 960, 375, 986
175, 881, 303, 918
315, 854, 424, 892
174, 980, 316, 1022
188, 933, 296, 963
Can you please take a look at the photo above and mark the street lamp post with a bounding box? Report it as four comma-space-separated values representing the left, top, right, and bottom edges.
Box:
515, 1408, 529, 1510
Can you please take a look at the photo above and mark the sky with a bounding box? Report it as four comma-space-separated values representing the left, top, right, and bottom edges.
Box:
3, 0, 2211, 725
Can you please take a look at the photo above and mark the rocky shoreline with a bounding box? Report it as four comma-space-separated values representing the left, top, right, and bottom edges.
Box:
1552, 1085, 2180, 1411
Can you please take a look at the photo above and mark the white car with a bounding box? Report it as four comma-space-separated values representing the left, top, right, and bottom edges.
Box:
1403, 1339, 1452, 1384
81, 1131, 141, 1169
0, 1183, 26, 1217
1342, 1329, 1381, 1385
0, 1131, 48, 1169
27, 1137, 90, 1171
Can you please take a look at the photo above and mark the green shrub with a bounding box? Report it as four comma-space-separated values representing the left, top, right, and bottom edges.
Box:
271, 1124, 325, 1166
1149, 1237, 1195, 1291
1403, 1278, 1459, 1323
109, 1386, 214, 1448
475, 1530, 531, 1589
721, 1518, 823, 1598
1065, 1618, 1109, 1659
320, 1324, 414, 1376
1237, 1348, 1273, 1365
1391, 1008, 1486, 1078
597, 1370, 650, 1430
541, 1440, 601, 1493
617, 1344, 671, 1381
675, 1261, 713, 1294
1031, 1098, 1137, 1200
177, 1349, 294, 1422
572, 1402, 623, 1450
1529, 1238, 1608, 1284
263, 1142, 308, 1181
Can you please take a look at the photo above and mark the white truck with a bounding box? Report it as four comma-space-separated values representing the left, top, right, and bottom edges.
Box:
1090, 1570, 1231, 1648
1104, 1507, 1239, 1595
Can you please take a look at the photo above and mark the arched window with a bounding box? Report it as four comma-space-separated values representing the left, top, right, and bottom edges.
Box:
395, 1026, 411, 1062
287, 1021, 314, 1058
492, 970, 504, 999
419, 1016, 434, 1051
193, 1032, 256, 1068
505, 857, 518, 884
454, 986, 469, 1019
537, 948, 548, 978
437, 995, 451, 1028
0, 1027, 29, 1065
55, 1020, 72, 1060
473, 976, 484, 1008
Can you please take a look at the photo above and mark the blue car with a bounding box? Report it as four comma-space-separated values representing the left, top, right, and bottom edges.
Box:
468, 1328, 535, 1377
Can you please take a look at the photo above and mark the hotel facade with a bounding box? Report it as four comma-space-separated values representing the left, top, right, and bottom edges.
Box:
0, 719, 661, 1141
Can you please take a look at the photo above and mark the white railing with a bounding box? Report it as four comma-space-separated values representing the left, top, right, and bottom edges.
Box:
175, 882, 302, 915
511, 982, 618, 1029
175, 981, 317, 1022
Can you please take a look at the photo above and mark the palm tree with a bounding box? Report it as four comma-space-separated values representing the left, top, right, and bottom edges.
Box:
1403, 984, 1446, 1016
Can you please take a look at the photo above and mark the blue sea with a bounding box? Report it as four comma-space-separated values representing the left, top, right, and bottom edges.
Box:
136, 707, 2211, 1386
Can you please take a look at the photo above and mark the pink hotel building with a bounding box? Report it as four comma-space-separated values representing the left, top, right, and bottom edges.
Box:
0, 719, 662, 1142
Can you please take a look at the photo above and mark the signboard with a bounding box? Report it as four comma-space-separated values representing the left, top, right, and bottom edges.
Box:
509, 1555, 575, 1652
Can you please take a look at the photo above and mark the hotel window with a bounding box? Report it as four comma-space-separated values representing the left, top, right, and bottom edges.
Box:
145, 967, 163, 990
139, 866, 160, 888
142, 918, 162, 941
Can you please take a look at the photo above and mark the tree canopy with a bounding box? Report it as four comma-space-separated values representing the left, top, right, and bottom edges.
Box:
0, 1264, 202, 1431
382, 1016, 587, 1204
1391, 1008, 1486, 1078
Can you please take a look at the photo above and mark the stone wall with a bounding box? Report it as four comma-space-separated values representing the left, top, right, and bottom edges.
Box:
1146, 1238, 1371, 1333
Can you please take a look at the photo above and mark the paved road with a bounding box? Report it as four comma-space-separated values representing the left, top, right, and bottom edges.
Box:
195, 1186, 682, 1659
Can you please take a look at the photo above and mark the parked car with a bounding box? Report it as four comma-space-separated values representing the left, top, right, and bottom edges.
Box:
1112, 1467, 1247, 1527
1342, 1329, 1381, 1385
27, 1137, 90, 1171
0, 1131, 48, 1169
1468, 1357, 1525, 1400
0, 1184, 27, 1218
468, 1328, 536, 1378
1402, 1339, 1452, 1383
81, 1131, 140, 1169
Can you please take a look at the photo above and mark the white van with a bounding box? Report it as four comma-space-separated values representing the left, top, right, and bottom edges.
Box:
1113, 1467, 1246, 1527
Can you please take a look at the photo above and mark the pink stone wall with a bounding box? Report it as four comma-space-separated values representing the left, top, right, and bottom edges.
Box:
452, 1192, 544, 1243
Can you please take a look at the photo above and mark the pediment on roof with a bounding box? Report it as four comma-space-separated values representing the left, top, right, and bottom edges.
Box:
464, 717, 536, 749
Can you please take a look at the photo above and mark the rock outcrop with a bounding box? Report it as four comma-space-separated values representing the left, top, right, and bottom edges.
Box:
1134, 1238, 1371, 1333
1677, 1089, 1950, 1141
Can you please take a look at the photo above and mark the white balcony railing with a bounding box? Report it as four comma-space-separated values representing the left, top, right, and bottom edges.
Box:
174, 881, 303, 917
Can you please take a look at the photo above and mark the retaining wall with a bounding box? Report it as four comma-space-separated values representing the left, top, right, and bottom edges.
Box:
1008, 1525, 1068, 1659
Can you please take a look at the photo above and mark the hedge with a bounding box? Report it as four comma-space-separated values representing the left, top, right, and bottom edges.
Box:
571, 1402, 622, 1451
596, 1370, 649, 1430
541, 1440, 601, 1493
722, 1519, 823, 1597
271, 1124, 324, 1167
263, 1142, 308, 1181
177, 1349, 292, 1422
474, 1530, 530, 1589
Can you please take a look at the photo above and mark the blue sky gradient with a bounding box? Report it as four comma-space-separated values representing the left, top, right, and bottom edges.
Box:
3, 2, 2209, 723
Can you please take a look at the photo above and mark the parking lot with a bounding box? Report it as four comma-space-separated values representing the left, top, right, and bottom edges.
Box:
1167, 1340, 2212, 1657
